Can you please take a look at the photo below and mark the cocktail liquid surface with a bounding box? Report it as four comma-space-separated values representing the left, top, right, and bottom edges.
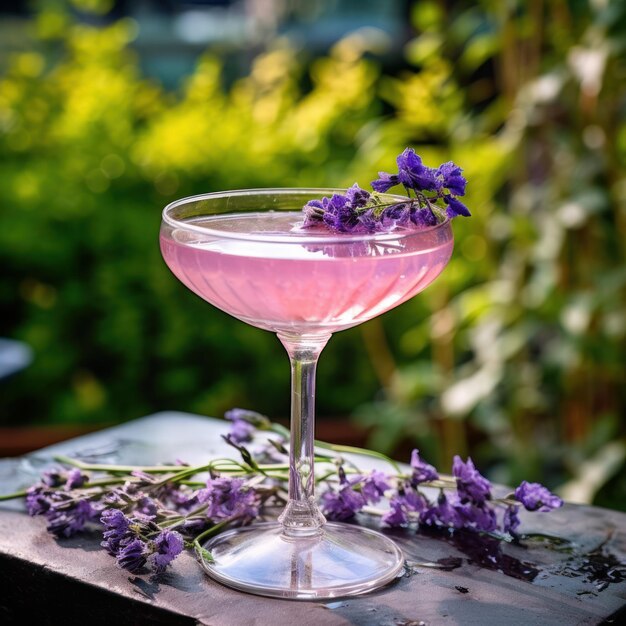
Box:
160, 212, 453, 334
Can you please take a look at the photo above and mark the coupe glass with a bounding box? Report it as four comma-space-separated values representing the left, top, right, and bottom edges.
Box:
160, 188, 454, 599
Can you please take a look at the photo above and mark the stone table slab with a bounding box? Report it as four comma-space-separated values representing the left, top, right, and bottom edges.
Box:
0, 412, 625, 625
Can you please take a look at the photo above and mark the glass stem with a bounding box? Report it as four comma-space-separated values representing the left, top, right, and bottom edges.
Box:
277, 333, 330, 537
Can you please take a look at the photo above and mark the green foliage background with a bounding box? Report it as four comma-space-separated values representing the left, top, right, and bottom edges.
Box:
1, 1, 625, 508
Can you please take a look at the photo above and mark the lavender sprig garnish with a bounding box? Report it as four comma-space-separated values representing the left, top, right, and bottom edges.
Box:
1, 407, 562, 576
302, 148, 471, 234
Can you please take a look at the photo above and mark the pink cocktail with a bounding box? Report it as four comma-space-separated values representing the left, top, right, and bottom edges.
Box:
160, 211, 453, 335
160, 189, 454, 600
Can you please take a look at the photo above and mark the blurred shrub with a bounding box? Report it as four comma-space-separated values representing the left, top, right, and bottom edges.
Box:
0, 1, 624, 508
354, 0, 626, 507
0, 14, 383, 425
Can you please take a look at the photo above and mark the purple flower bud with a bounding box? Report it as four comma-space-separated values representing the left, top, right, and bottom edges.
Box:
356, 209, 382, 233
304, 147, 472, 233
302, 198, 326, 226
420, 492, 463, 529
503, 504, 521, 535
456, 502, 498, 532
41, 469, 65, 488
224, 408, 268, 427
410, 449, 439, 485
453, 456, 492, 505
444, 195, 471, 218
345, 183, 371, 208
228, 419, 255, 444
101, 507, 130, 532
46, 499, 98, 538
321, 466, 366, 520
136, 496, 158, 518
514, 481, 563, 512
371, 171, 400, 193
225, 408, 268, 444
360, 470, 391, 505
321, 484, 365, 521
164, 485, 198, 512
322, 195, 360, 233
382, 487, 427, 527
101, 508, 132, 555
396, 148, 438, 192
65, 468, 87, 490
435, 162, 467, 196
197, 477, 260, 522
26, 486, 54, 516
116, 538, 147, 572
150, 529, 184, 572
380, 203, 411, 227
410, 207, 439, 227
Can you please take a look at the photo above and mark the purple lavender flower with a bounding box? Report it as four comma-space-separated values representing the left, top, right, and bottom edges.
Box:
103, 484, 137, 507
360, 470, 391, 505
103, 482, 164, 513
303, 186, 374, 233
321, 485, 365, 520
65, 468, 87, 490
456, 501, 498, 532
165, 485, 199, 512
345, 183, 371, 207
374, 149, 439, 193
444, 195, 471, 218
380, 202, 411, 228
371, 171, 400, 193
411, 207, 439, 227
225, 408, 268, 443
503, 504, 521, 535
357, 208, 384, 232
305, 147, 471, 234
26, 486, 54, 516
382, 486, 428, 527
150, 529, 184, 572
320, 467, 365, 520
41, 468, 65, 488
410, 449, 439, 485
453, 456, 492, 506
322, 194, 360, 233
435, 162, 467, 196
396, 148, 439, 192
197, 477, 260, 522
46, 499, 98, 538
229, 420, 255, 444
302, 197, 327, 227
101, 508, 132, 555
136, 496, 158, 518
116, 538, 147, 572
420, 492, 463, 529
514, 481, 563, 512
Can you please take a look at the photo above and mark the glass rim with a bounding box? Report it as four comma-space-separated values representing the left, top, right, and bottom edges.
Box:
162, 187, 452, 244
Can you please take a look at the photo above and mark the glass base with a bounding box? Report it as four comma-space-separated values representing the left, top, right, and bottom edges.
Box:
200, 521, 405, 599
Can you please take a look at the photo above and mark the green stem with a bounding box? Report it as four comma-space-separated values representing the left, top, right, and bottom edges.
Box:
53, 455, 190, 474
52, 453, 298, 481
82, 478, 126, 488
0, 489, 29, 501
158, 503, 210, 529
192, 519, 231, 562
314, 440, 401, 473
